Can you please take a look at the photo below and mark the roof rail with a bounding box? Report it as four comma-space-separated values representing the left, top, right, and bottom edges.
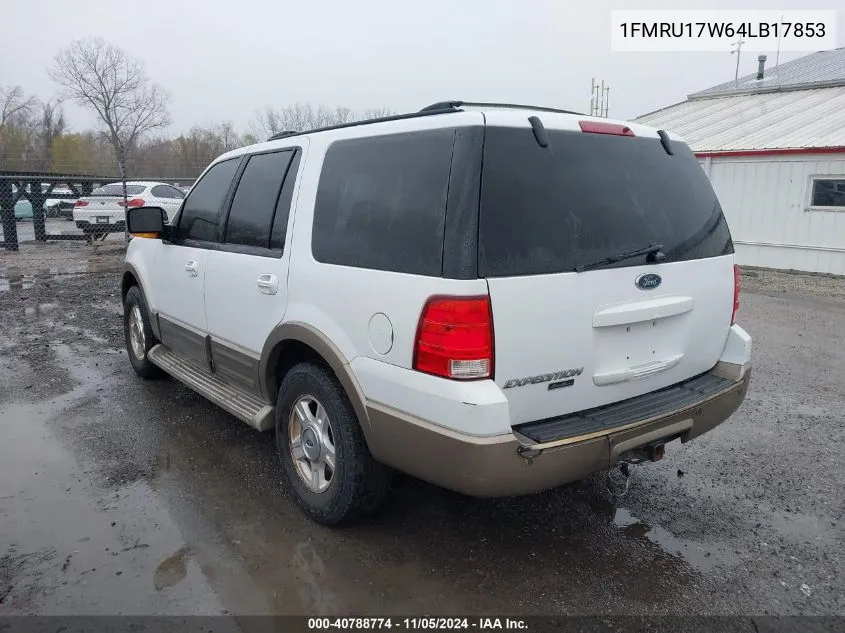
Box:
265, 107, 458, 142
419, 100, 583, 116
267, 130, 297, 141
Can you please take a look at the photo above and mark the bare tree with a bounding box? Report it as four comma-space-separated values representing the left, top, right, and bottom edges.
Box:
0, 85, 36, 130
250, 103, 395, 140
217, 121, 241, 153
35, 99, 66, 171
49, 37, 170, 218
360, 107, 394, 120
0, 86, 39, 170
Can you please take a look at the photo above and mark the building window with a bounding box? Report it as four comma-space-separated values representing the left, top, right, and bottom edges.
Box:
809, 177, 845, 210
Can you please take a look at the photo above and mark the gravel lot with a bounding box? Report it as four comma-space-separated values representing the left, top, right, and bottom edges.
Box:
0, 247, 842, 623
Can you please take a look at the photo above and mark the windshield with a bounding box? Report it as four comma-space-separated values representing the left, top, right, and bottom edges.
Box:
479, 127, 734, 277
91, 184, 145, 197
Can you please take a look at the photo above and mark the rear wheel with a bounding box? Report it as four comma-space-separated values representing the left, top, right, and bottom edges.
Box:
276, 362, 392, 525
123, 286, 163, 379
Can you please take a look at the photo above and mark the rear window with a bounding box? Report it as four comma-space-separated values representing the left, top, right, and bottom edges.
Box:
479, 127, 734, 277
92, 184, 145, 196
312, 129, 455, 276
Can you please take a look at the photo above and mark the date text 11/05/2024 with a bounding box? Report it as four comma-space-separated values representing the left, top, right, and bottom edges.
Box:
308, 618, 529, 630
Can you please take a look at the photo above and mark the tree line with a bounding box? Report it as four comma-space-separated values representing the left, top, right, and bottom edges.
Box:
0, 37, 392, 181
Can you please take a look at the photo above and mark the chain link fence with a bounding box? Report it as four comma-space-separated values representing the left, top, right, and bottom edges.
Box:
0, 172, 195, 276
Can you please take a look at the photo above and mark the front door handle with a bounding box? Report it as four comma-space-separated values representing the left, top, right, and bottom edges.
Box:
257, 273, 279, 295
184, 260, 198, 277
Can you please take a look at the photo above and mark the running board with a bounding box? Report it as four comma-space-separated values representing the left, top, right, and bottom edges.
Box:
147, 344, 275, 431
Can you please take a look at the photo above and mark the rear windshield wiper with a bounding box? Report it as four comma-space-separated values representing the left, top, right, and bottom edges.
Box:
574, 243, 665, 273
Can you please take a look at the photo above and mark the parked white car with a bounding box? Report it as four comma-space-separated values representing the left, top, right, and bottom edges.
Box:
121, 101, 752, 525
73, 181, 185, 239
44, 186, 78, 220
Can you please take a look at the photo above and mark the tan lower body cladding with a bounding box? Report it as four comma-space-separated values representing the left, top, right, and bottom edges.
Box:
364, 367, 751, 498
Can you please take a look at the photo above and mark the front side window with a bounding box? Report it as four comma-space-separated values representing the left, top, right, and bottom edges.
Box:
225, 150, 293, 249
312, 129, 455, 276
810, 177, 845, 209
177, 158, 240, 242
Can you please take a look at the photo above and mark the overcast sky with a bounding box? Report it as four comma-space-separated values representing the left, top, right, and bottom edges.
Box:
2, 0, 843, 136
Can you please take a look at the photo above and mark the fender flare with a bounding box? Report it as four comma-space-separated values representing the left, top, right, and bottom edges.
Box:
259, 321, 372, 438
122, 262, 160, 340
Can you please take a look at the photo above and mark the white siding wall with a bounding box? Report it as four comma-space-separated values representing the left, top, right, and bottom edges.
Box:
701, 154, 845, 275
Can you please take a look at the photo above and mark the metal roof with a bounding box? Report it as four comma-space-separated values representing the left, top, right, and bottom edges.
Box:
635, 86, 845, 152
690, 47, 845, 98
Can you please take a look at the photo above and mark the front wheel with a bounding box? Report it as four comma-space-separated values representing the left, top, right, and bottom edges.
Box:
276, 362, 392, 525
123, 286, 163, 379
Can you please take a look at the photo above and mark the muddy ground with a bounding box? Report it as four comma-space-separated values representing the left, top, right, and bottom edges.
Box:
0, 245, 842, 620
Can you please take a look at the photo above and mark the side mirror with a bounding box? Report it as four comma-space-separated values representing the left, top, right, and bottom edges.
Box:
127, 206, 168, 239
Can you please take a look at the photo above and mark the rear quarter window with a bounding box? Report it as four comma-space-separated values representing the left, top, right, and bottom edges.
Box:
225, 150, 293, 249
312, 129, 455, 276
479, 127, 734, 277
92, 184, 145, 196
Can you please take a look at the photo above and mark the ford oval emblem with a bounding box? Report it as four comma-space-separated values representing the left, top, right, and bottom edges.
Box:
635, 273, 662, 290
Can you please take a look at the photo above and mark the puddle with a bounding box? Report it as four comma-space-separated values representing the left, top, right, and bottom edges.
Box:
0, 275, 35, 292
153, 547, 190, 591
23, 303, 58, 317
613, 507, 730, 572
293, 540, 337, 614
42, 321, 113, 347
94, 301, 123, 316
0, 386, 225, 614
38, 263, 92, 275
767, 509, 838, 547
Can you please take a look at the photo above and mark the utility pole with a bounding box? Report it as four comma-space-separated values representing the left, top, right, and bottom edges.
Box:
731, 37, 746, 85
590, 78, 611, 117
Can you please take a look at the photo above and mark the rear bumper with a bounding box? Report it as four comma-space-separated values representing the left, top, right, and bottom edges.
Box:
365, 363, 751, 497
76, 220, 125, 232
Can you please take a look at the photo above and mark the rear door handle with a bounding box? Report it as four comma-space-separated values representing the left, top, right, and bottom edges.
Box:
184, 260, 198, 277
257, 273, 279, 295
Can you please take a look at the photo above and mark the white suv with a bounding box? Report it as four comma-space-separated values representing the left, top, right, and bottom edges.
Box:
122, 102, 752, 525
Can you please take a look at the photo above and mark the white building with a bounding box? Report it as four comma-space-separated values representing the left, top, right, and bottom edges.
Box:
636, 48, 845, 275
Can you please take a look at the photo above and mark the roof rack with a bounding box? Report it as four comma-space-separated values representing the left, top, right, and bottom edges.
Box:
267, 130, 297, 140
264, 107, 458, 142
419, 101, 583, 116
263, 101, 585, 142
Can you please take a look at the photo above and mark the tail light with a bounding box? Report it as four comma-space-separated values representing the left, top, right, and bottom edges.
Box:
118, 198, 145, 208
579, 121, 635, 136
74, 200, 88, 207
413, 296, 494, 380
732, 264, 741, 324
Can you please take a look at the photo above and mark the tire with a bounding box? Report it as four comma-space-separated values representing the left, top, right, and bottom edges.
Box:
123, 285, 163, 379
276, 362, 392, 525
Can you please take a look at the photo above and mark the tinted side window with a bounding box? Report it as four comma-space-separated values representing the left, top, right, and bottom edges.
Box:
312, 130, 455, 276
152, 184, 184, 199
225, 151, 293, 249
178, 158, 240, 242
270, 151, 301, 251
